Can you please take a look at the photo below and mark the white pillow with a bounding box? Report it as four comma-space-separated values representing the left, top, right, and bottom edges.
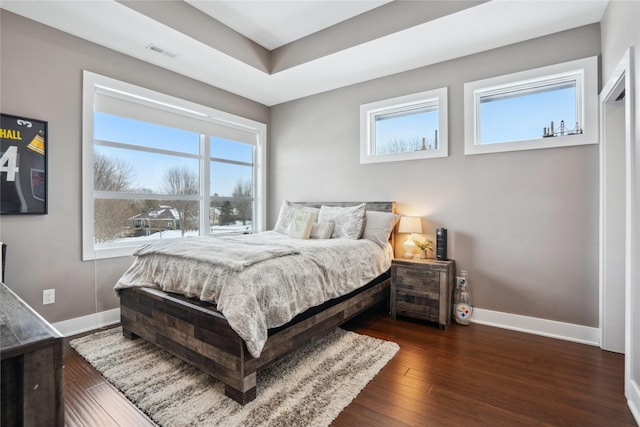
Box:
310, 222, 335, 239
274, 201, 319, 234
362, 211, 400, 248
288, 210, 315, 239
317, 204, 366, 239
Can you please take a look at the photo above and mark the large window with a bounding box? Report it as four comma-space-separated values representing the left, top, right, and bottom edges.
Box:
82, 71, 267, 260
360, 88, 448, 163
464, 56, 598, 155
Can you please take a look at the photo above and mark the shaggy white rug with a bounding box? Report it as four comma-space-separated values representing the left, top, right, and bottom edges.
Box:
70, 326, 399, 426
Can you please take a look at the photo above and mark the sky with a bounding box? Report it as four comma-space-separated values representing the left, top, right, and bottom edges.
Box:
375, 109, 439, 153
94, 113, 252, 196
479, 85, 576, 144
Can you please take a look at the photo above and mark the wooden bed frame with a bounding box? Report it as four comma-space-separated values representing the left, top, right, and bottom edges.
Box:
119, 201, 396, 405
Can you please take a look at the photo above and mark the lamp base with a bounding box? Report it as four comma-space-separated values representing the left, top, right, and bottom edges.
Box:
403, 237, 415, 259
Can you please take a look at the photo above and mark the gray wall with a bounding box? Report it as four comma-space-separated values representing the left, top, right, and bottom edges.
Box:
600, 0, 640, 85
270, 24, 602, 327
0, 10, 269, 323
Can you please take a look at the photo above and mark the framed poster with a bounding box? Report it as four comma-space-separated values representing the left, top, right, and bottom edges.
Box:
1, 113, 48, 214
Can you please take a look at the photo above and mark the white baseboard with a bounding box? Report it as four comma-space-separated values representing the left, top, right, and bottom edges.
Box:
52, 308, 120, 337
629, 399, 640, 427
627, 379, 640, 426
471, 308, 601, 347
54, 306, 601, 347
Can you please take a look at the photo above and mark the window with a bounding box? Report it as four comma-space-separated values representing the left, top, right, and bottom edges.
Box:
360, 88, 448, 163
82, 71, 267, 260
464, 56, 598, 155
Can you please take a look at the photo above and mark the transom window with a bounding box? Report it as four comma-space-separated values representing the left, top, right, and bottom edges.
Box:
82, 71, 267, 260
360, 88, 448, 163
464, 56, 598, 155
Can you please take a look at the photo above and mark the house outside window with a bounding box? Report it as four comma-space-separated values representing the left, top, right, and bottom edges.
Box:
360, 87, 448, 163
82, 71, 267, 260
464, 56, 598, 155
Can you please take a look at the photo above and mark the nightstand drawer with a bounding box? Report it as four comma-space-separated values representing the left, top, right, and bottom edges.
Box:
395, 290, 439, 317
394, 266, 440, 292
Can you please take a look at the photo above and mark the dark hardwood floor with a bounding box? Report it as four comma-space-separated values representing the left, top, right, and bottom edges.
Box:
64, 309, 637, 426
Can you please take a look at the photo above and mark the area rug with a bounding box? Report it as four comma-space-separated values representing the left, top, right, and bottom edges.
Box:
70, 326, 399, 426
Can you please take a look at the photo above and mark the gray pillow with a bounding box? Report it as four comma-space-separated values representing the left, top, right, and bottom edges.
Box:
274, 201, 319, 234
310, 222, 335, 239
318, 204, 366, 239
362, 211, 400, 248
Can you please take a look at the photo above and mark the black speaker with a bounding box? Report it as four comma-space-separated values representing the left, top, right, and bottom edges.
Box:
436, 228, 447, 260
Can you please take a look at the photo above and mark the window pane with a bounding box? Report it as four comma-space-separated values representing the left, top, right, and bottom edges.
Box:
94, 112, 200, 154
210, 161, 252, 197
210, 199, 252, 234
94, 146, 199, 194
94, 198, 199, 245
479, 82, 577, 145
210, 160, 252, 234
374, 107, 439, 154
211, 137, 253, 163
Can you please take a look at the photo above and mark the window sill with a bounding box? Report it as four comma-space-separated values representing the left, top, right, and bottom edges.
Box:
465, 133, 597, 156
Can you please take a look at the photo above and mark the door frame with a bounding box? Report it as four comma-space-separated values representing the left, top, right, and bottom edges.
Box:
599, 51, 628, 353
599, 46, 639, 422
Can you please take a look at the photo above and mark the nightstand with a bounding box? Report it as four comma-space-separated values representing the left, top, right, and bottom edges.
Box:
390, 258, 456, 329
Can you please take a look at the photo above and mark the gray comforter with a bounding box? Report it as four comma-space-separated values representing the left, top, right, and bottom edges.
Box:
115, 231, 393, 357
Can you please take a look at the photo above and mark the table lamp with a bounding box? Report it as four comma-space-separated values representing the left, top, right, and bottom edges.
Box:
397, 216, 422, 258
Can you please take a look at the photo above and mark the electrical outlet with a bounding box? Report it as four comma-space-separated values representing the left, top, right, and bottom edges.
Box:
43, 289, 55, 305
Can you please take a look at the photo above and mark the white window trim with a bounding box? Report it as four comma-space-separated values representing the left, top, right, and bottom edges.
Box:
360, 87, 448, 164
464, 56, 598, 155
82, 71, 267, 260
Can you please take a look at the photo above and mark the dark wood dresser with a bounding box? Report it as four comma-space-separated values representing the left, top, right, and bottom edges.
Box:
391, 258, 455, 329
1, 283, 64, 426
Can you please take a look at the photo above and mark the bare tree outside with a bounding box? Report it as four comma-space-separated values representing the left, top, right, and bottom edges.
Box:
232, 178, 252, 225
94, 153, 134, 192
162, 166, 199, 236
375, 136, 422, 155
94, 153, 136, 243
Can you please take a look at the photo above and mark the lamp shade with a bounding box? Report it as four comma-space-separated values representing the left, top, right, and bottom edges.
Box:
397, 216, 422, 234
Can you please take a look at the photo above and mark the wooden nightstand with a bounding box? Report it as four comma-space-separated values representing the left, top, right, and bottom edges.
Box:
391, 258, 456, 329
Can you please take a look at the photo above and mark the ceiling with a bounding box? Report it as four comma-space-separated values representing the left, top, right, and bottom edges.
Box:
1, 0, 609, 107
186, 0, 393, 50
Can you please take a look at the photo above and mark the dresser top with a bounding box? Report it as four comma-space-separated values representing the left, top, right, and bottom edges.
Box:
1, 283, 63, 358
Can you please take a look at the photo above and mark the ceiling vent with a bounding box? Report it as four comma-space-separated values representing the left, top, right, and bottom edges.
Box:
147, 44, 178, 58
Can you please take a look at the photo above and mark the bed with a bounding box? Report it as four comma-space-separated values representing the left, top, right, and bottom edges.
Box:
116, 201, 397, 404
